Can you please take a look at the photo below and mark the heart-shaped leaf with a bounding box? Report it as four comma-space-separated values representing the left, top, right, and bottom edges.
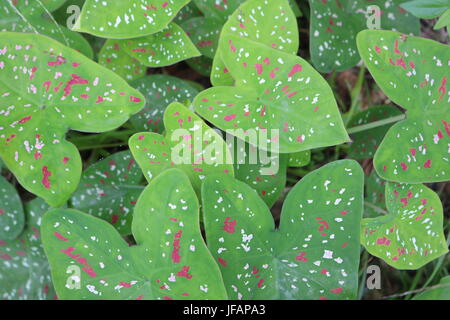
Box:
0, 32, 145, 206
130, 75, 199, 133
348, 105, 403, 160
364, 170, 387, 218
73, 0, 191, 39
98, 40, 146, 82
361, 182, 448, 269
115, 23, 200, 67
310, 0, 420, 73
70, 151, 144, 235
357, 30, 450, 183
202, 159, 364, 299
42, 169, 228, 300
130, 102, 234, 194
1, 197, 56, 300
401, 0, 450, 19
0, 175, 24, 241
210, 0, 299, 86
288, 150, 311, 167
1, 2, 94, 58
232, 140, 288, 208
181, 17, 221, 59
413, 276, 450, 300
194, 35, 349, 153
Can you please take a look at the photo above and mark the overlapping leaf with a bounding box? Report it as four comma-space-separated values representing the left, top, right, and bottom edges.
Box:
0, 176, 24, 241
1, 198, 56, 300
98, 40, 146, 82
42, 169, 228, 299
70, 151, 144, 235
202, 160, 364, 299
130, 102, 234, 194
361, 182, 448, 269
210, 0, 299, 86
73, 0, 191, 38
130, 75, 199, 133
194, 35, 349, 153
288, 150, 311, 167
309, 0, 420, 73
357, 30, 450, 183
401, 0, 450, 19
0, 32, 145, 206
348, 105, 403, 159
181, 17, 221, 59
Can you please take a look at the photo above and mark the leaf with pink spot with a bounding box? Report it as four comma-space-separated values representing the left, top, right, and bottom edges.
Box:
0, 175, 24, 241
202, 160, 364, 299
42, 169, 228, 299
361, 182, 448, 269
357, 30, 450, 183
129, 102, 234, 195
70, 151, 144, 235
0, 32, 145, 206
194, 35, 349, 153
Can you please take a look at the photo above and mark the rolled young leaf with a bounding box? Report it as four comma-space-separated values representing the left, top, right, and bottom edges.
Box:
42, 169, 228, 299
202, 159, 364, 299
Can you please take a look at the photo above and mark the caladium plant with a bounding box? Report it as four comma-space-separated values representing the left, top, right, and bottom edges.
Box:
309, 0, 420, 73
42, 169, 228, 299
0, 32, 144, 206
361, 182, 448, 269
70, 151, 144, 235
357, 30, 450, 183
0, 176, 24, 241
202, 160, 364, 299
130, 102, 234, 195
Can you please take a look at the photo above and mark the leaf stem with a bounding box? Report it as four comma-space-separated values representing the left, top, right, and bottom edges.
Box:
364, 201, 388, 215
344, 66, 366, 126
347, 114, 406, 135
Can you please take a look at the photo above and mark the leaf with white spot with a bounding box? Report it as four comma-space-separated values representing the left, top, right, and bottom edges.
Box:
193, 0, 246, 23
129, 102, 234, 195
288, 150, 311, 167
357, 30, 450, 183
42, 169, 228, 300
0, 175, 24, 241
9, 0, 66, 16
70, 151, 144, 235
194, 35, 349, 153
348, 105, 403, 160
98, 40, 146, 82
309, 0, 420, 73
130, 75, 199, 133
361, 182, 448, 269
174, 1, 202, 24
202, 159, 364, 299
116, 23, 200, 67
1, 197, 56, 300
0, 32, 144, 206
211, 0, 299, 86
73, 0, 192, 39
181, 17, 222, 59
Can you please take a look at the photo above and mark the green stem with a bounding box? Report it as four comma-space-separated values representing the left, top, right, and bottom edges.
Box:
364, 201, 388, 215
78, 142, 127, 151
345, 66, 366, 126
347, 114, 406, 135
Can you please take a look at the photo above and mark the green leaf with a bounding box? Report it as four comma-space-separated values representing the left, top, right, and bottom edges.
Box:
130, 102, 234, 195
364, 170, 387, 218
193, 0, 246, 23
211, 0, 299, 86
434, 8, 450, 29
98, 40, 146, 82
187, 55, 212, 76
0, 175, 24, 241
130, 75, 199, 133
202, 159, 364, 299
194, 35, 349, 154
73, 0, 191, 39
361, 182, 448, 269
288, 150, 311, 167
42, 169, 228, 300
1, 197, 56, 300
357, 30, 450, 183
174, 1, 202, 24
181, 17, 222, 59
0, 32, 145, 206
70, 151, 144, 235
232, 140, 288, 208
413, 276, 450, 300
11, 0, 66, 15
348, 105, 403, 160
401, 0, 450, 19
310, 0, 420, 73
116, 23, 200, 67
